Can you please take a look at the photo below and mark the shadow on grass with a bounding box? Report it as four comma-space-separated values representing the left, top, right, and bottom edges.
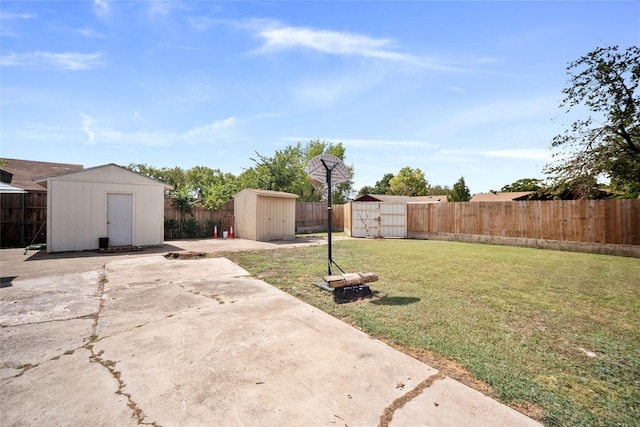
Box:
371, 295, 421, 306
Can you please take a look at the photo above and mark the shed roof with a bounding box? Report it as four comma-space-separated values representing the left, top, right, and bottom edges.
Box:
33, 163, 173, 190
234, 189, 299, 199
470, 192, 534, 202
353, 194, 449, 203
0, 158, 83, 192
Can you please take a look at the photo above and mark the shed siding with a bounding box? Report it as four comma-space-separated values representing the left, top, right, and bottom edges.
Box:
255, 196, 295, 241
47, 175, 165, 253
234, 191, 258, 240
233, 189, 297, 242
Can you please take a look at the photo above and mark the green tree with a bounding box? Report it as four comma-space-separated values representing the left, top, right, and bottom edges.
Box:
388, 167, 428, 196
501, 178, 543, 192
357, 185, 376, 197
545, 45, 640, 198
427, 184, 452, 196
372, 173, 394, 195
241, 140, 354, 203
127, 163, 186, 189
448, 176, 471, 202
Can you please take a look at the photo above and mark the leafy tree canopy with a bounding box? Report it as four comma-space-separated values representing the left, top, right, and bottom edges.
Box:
239, 139, 355, 203
388, 167, 429, 196
448, 176, 471, 202
545, 45, 640, 199
501, 178, 543, 192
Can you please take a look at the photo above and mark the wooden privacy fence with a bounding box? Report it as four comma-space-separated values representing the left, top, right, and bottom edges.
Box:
163, 199, 344, 239
0, 193, 47, 248
407, 200, 640, 254
296, 202, 344, 233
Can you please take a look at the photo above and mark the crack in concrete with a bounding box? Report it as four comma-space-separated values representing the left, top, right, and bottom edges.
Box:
378, 371, 446, 427
85, 270, 163, 427
177, 283, 231, 304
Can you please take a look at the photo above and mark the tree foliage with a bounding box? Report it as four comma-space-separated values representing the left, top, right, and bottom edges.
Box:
239, 140, 354, 203
546, 45, 640, 198
448, 176, 471, 202
388, 167, 429, 196
501, 178, 543, 192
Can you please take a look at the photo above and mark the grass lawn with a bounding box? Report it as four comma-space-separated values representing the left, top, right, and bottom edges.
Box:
224, 238, 640, 426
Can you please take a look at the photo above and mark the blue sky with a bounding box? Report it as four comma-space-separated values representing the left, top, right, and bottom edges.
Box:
2, 1, 638, 194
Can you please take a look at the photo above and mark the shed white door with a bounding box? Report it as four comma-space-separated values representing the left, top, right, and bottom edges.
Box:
351, 202, 381, 238
107, 194, 133, 246
351, 202, 406, 238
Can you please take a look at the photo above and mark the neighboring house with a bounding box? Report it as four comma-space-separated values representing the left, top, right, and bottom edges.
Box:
33, 163, 172, 253
0, 159, 82, 248
0, 158, 83, 192
353, 194, 449, 203
470, 192, 534, 202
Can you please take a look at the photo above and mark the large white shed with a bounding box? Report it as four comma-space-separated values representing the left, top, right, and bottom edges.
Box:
34, 164, 172, 253
233, 189, 298, 241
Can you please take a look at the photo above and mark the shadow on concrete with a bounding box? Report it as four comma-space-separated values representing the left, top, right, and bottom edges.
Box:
23, 244, 187, 261
0, 276, 16, 287
370, 295, 421, 306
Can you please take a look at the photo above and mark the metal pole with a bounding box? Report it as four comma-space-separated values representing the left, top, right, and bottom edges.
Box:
326, 164, 332, 275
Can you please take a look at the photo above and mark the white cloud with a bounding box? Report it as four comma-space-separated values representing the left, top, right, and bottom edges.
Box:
76, 28, 107, 38
74, 115, 237, 147
186, 117, 236, 143
483, 149, 551, 160
1, 51, 104, 70
94, 0, 110, 18
0, 12, 36, 20
79, 112, 97, 145
247, 20, 462, 70
147, 1, 175, 17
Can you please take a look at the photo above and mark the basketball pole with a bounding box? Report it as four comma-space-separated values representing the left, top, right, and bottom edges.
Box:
321, 159, 333, 275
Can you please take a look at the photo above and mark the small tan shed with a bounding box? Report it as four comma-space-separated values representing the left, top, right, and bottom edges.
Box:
233, 189, 298, 241
34, 164, 172, 253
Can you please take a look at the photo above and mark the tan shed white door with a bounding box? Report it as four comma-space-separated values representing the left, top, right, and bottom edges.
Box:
351, 202, 406, 238
107, 193, 133, 246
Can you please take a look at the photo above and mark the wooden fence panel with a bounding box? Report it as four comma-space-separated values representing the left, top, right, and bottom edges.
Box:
407, 200, 640, 246
0, 192, 47, 247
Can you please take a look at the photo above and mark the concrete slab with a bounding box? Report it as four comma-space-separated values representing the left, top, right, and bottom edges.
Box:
0, 242, 542, 426
1, 349, 139, 427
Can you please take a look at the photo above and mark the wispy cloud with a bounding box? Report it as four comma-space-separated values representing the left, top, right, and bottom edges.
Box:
76, 28, 107, 38
77, 114, 237, 147
483, 149, 551, 160
1, 51, 104, 70
0, 12, 36, 20
79, 112, 97, 145
186, 117, 236, 143
94, 0, 110, 18
246, 20, 466, 71
0, 11, 37, 37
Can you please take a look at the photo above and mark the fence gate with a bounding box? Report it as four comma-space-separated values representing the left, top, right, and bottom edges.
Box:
350, 202, 407, 238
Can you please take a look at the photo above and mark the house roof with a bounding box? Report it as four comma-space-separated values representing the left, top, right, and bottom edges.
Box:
234, 189, 299, 199
353, 194, 449, 203
33, 163, 174, 190
470, 191, 534, 202
0, 182, 26, 193
0, 158, 83, 192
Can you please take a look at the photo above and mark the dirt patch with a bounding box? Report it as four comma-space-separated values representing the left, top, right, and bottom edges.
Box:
164, 251, 208, 260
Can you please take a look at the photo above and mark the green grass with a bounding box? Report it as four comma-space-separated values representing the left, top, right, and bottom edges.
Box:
224, 239, 640, 426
